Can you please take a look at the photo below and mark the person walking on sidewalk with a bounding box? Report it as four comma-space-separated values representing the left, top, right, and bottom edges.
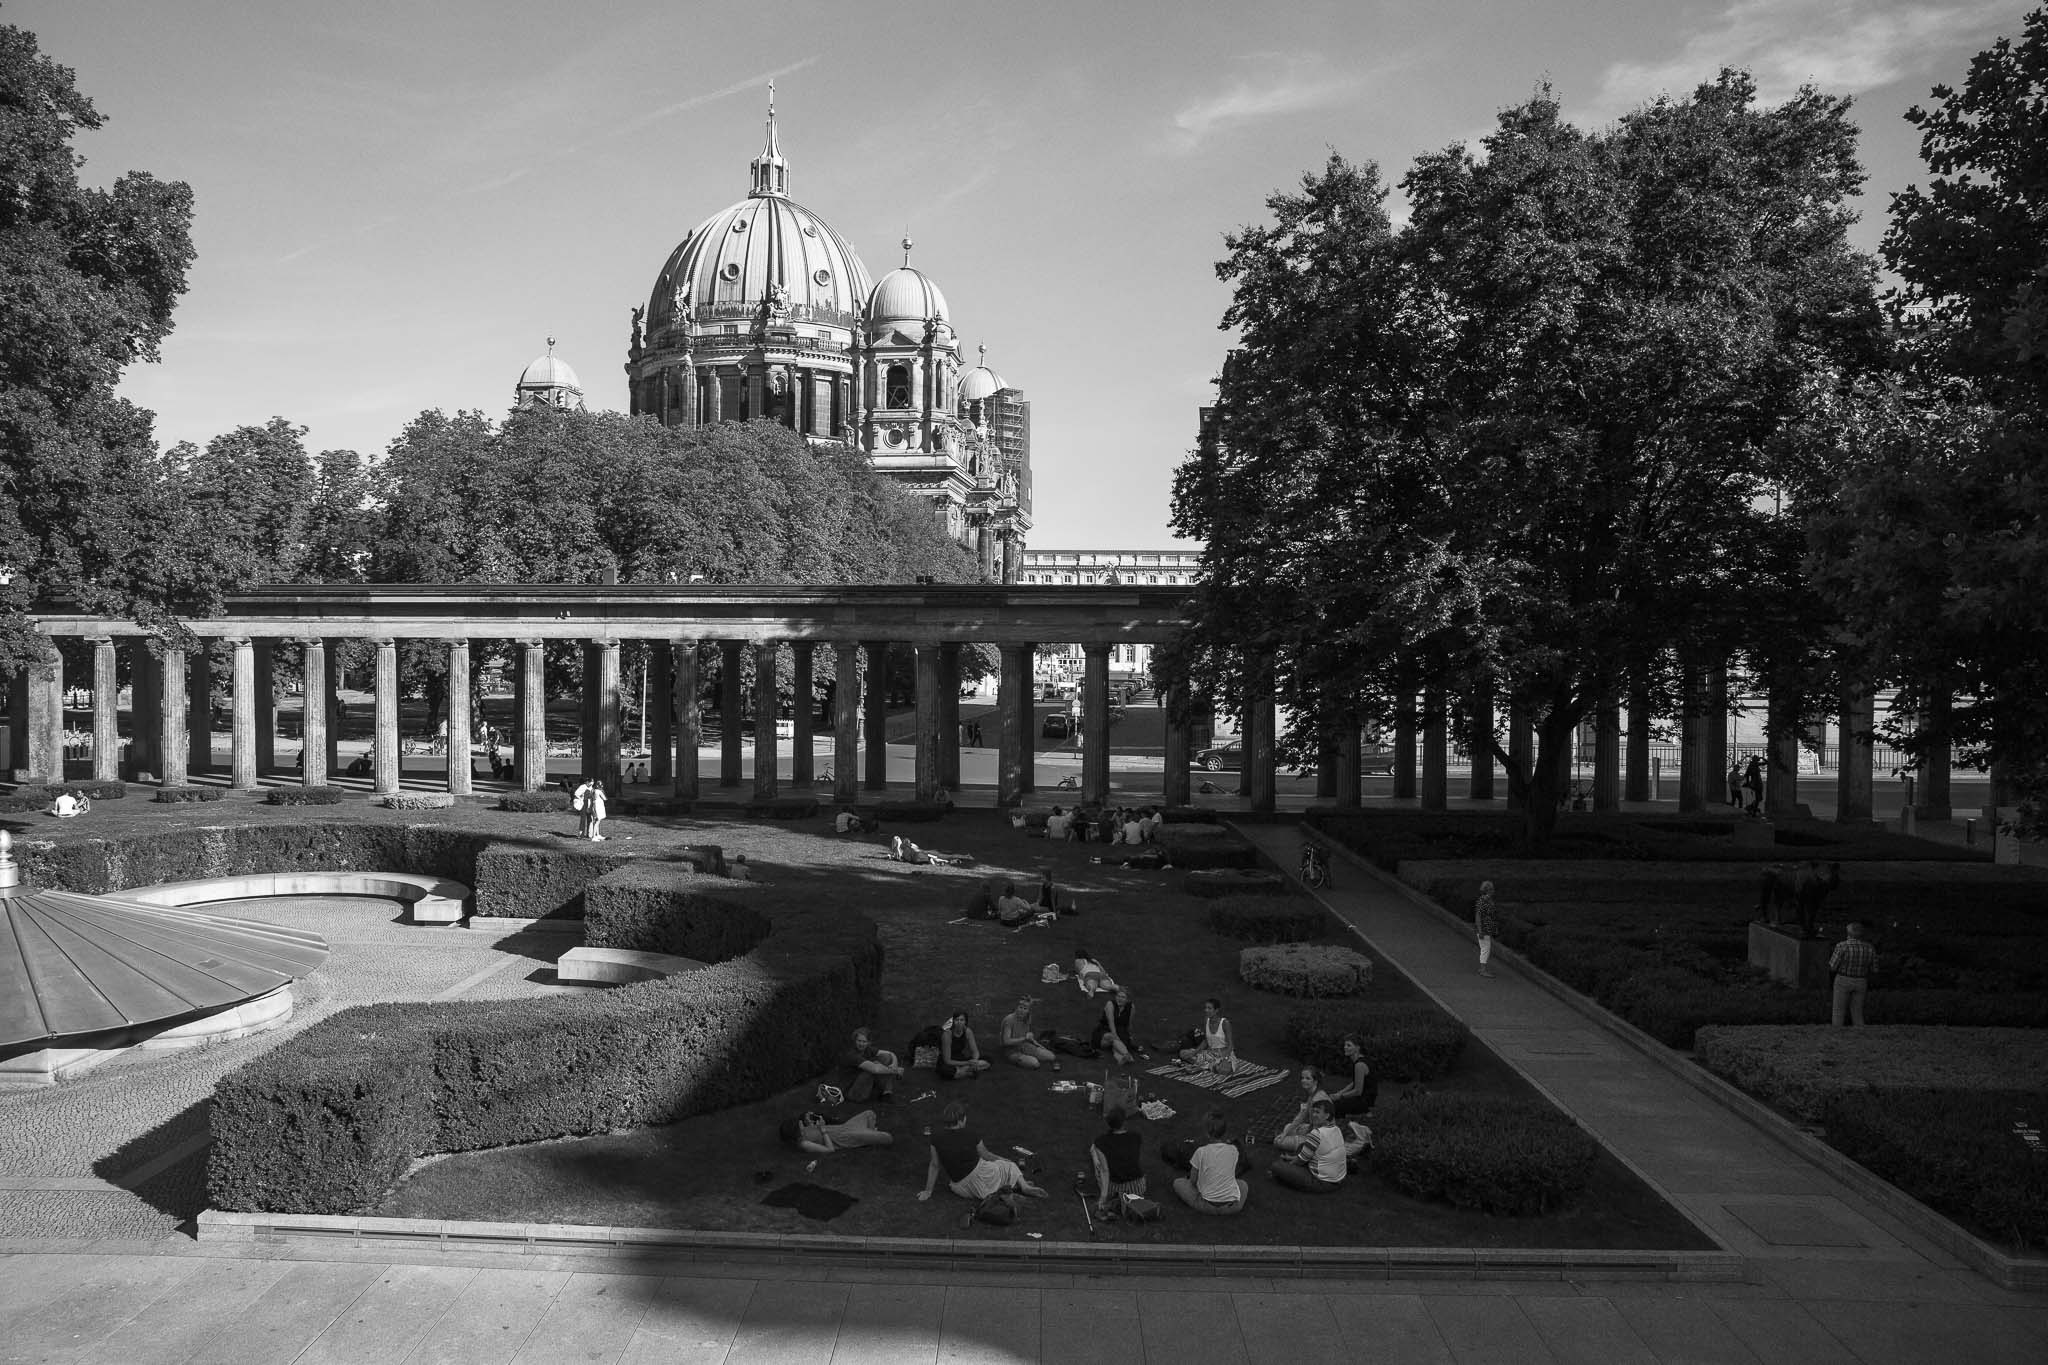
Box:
1829, 921, 1877, 1025
1474, 880, 1499, 978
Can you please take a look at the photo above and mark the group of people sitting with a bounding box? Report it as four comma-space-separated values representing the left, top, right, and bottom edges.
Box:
965, 876, 1069, 927
1042, 805, 1164, 845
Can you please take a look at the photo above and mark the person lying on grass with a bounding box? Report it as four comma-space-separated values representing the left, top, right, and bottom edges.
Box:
1000, 996, 1056, 1069
780, 1110, 894, 1155
1057, 949, 1118, 998
1088, 1107, 1147, 1216
1272, 1067, 1333, 1155
890, 835, 969, 867
937, 1010, 991, 1079
916, 1101, 1049, 1203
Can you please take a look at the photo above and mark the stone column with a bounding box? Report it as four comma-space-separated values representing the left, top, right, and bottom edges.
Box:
1706, 666, 1730, 808
5, 670, 26, 781
595, 640, 622, 792
1624, 681, 1650, 803
649, 640, 674, 785
446, 640, 472, 796
187, 648, 212, 776
1315, 724, 1339, 800
1393, 690, 1418, 800
299, 638, 328, 786
1468, 691, 1495, 801
752, 641, 780, 800
323, 638, 344, 776
1335, 722, 1361, 809
1678, 665, 1707, 813
25, 641, 63, 785
1836, 679, 1874, 823
159, 645, 189, 788
1015, 643, 1037, 795
518, 639, 546, 791
254, 640, 276, 775
90, 636, 119, 782
579, 642, 599, 775
672, 638, 701, 801
1507, 706, 1533, 812
1765, 682, 1802, 820
1593, 697, 1621, 811
997, 642, 1029, 808
832, 641, 861, 805
1236, 699, 1253, 799
1082, 643, 1112, 807
914, 643, 942, 803
1247, 682, 1277, 813
862, 640, 890, 791
1420, 685, 1448, 812
229, 637, 258, 790
1162, 680, 1193, 808
790, 642, 815, 787
373, 637, 400, 796
938, 643, 962, 791
1916, 695, 1952, 820
719, 640, 744, 788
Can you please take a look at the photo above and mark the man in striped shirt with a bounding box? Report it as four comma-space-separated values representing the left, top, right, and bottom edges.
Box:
1829, 922, 1877, 1026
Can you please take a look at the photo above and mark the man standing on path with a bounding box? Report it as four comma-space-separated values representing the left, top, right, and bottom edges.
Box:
1474, 880, 1498, 979
1829, 921, 1876, 1025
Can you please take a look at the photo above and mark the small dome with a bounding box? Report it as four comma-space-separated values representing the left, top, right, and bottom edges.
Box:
868, 266, 949, 327
519, 354, 582, 391
961, 365, 1006, 401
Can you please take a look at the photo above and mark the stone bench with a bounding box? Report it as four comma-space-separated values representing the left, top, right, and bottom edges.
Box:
555, 946, 707, 985
110, 872, 474, 925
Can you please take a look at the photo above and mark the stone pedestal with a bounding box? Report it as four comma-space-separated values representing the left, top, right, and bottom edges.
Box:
1749, 921, 1830, 990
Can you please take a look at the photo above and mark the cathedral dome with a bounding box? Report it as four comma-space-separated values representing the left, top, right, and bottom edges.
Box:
518, 352, 581, 391
651, 194, 873, 331
868, 265, 949, 327
961, 364, 1005, 401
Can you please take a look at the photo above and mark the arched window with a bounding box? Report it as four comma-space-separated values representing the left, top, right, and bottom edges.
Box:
886, 364, 911, 409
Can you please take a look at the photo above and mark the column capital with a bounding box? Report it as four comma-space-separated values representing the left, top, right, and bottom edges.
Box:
371, 635, 397, 649
223, 635, 253, 649
296, 635, 327, 649
445, 637, 472, 651
84, 634, 115, 648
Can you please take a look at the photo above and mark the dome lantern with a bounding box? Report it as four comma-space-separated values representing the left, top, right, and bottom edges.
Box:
749, 83, 789, 198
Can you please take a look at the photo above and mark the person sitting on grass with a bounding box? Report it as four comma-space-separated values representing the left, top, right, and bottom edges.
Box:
1272, 1067, 1332, 1155
995, 881, 1037, 927
834, 805, 874, 835
781, 1109, 894, 1155
1035, 873, 1067, 915
48, 790, 86, 818
1328, 1033, 1377, 1121
937, 1010, 991, 1079
839, 1027, 903, 1102
916, 1101, 1048, 1203
727, 854, 754, 881
1000, 995, 1056, 1068
964, 879, 1002, 921
1045, 806, 1071, 840
1172, 1109, 1250, 1215
1120, 809, 1145, 845
1270, 1100, 1349, 1193
1088, 1108, 1147, 1216
1178, 997, 1239, 1075
1090, 986, 1141, 1065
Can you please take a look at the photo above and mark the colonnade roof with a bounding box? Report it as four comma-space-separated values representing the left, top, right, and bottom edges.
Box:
33, 584, 1194, 647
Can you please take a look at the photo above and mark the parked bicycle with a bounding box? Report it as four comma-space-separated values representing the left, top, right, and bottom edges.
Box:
1299, 839, 1333, 890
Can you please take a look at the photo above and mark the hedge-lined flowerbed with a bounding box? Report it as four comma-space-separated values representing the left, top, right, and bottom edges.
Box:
1205, 894, 1329, 943
268, 786, 346, 806
1184, 868, 1285, 898
745, 795, 819, 820
1155, 826, 1258, 870
499, 790, 572, 813
152, 785, 224, 803
1284, 1002, 1470, 1081
1241, 943, 1373, 997
875, 800, 947, 822
1372, 1092, 1599, 1215
382, 792, 456, 811
1822, 1088, 2048, 1255
1694, 1025, 2048, 1125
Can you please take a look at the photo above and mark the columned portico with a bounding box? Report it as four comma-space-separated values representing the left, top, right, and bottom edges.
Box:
254, 640, 276, 775
753, 641, 780, 799
372, 638, 400, 796
25, 641, 62, 786
862, 640, 889, 791
719, 641, 744, 788
595, 640, 622, 791
159, 646, 188, 788
187, 649, 210, 776
790, 642, 814, 787
914, 643, 942, 803
996, 643, 1030, 807
650, 640, 674, 785
446, 640, 472, 796
89, 636, 118, 782
1082, 643, 1111, 807
938, 643, 961, 792
300, 638, 328, 786
229, 637, 258, 791
832, 641, 861, 805
517, 639, 546, 791
671, 637, 701, 800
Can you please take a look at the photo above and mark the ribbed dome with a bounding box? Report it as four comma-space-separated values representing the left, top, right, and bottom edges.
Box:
961, 365, 1006, 401
518, 354, 581, 391
0, 888, 328, 1049
650, 195, 874, 329
868, 266, 949, 326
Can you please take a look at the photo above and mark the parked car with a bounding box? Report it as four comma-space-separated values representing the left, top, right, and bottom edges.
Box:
1042, 713, 1074, 739
1361, 743, 1396, 776
1195, 740, 1242, 771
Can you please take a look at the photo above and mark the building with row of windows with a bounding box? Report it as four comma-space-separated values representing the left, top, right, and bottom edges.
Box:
1016, 548, 1201, 587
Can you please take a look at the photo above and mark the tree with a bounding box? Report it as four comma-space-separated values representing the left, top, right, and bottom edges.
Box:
0, 23, 195, 672
1173, 74, 1882, 843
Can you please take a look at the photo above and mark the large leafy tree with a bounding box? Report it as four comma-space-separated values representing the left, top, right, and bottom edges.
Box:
1810, 8, 2048, 829
1173, 74, 1881, 842
0, 23, 195, 672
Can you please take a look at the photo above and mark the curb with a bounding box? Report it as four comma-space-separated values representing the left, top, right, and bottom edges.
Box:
192, 1210, 1745, 1283
1313, 830, 2047, 1295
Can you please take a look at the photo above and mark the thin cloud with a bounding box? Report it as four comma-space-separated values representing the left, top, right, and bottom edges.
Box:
1171, 56, 1369, 149
610, 56, 822, 140
1593, 0, 2014, 118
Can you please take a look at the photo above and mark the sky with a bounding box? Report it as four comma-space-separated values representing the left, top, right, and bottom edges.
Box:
10, 0, 2031, 551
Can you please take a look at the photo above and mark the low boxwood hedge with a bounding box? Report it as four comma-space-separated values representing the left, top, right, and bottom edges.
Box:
1372, 1092, 1600, 1215
875, 800, 947, 821
151, 785, 224, 803
1184, 867, 1286, 898
267, 786, 346, 806
17, 819, 490, 899
1240, 943, 1373, 997
381, 792, 456, 811
1156, 826, 1259, 871
1205, 894, 1328, 943
1822, 1087, 2048, 1255
499, 790, 572, 813
1284, 1002, 1470, 1081
745, 795, 819, 820
1695, 1025, 2048, 1124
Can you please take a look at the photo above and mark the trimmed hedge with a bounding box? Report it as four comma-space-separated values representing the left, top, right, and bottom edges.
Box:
151, 785, 224, 803
1205, 894, 1329, 944
17, 820, 490, 897
745, 795, 819, 820
471, 844, 626, 920
1695, 1025, 2048, 1125
1284, 1002, 1470, 1082
499, 790, 572, 813
1372, 1092, 1599, 1215
1185, 867, 1286, 898
875, 800, 946, 821
268, 786, 347, 806
1823, 1088, 2048, 1255
1160, 807, 1220, 824
382, 792, 456, 811
1156, 826, 1258, 871
1240, 943, 1373, 997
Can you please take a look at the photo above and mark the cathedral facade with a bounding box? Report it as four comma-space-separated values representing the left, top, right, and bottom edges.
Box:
622, 98, 1031, 581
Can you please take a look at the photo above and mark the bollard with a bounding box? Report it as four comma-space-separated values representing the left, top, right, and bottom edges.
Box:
1965, 817, 1976, 846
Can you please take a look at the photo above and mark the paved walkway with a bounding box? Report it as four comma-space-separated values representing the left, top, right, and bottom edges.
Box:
2, 831, 2044, 1363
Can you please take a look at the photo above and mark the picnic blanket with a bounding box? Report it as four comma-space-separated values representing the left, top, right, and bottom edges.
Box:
1144, 1057, 1290, 1100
